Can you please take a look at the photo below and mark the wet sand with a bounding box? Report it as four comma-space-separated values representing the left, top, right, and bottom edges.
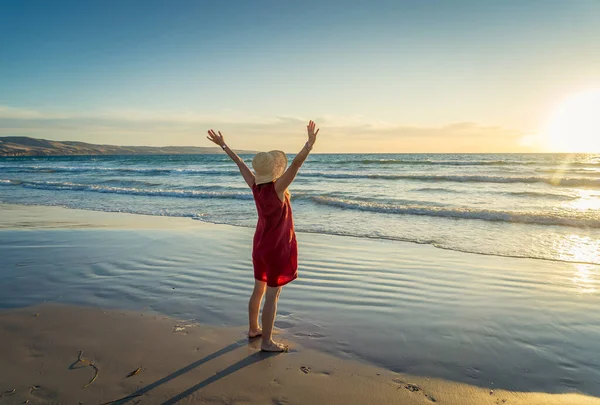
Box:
1, 303, 598, 405
1, 203, 599, 402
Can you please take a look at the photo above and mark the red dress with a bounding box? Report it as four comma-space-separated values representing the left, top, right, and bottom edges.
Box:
252, 182, 298, 287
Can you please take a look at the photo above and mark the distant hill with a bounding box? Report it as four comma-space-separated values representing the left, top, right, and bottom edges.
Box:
0, 137, 256, 156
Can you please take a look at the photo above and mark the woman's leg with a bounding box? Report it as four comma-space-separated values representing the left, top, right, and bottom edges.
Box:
261, 286, 288, 352
248, 279, 266, 337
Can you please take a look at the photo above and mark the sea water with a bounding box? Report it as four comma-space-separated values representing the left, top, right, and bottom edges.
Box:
1, 153, 599, 265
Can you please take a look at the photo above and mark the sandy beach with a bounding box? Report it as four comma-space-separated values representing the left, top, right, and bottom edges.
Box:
1, 303, 598, 405
1, 203, 599, 404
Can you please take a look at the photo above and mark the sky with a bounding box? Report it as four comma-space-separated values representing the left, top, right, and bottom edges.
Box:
1, 0, 599, 153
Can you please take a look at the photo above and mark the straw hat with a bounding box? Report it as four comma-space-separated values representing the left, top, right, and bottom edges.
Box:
252, 150, 288, 185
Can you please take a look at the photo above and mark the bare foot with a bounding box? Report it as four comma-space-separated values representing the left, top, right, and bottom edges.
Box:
261, 339, 289, 352
248, 328, 262, 338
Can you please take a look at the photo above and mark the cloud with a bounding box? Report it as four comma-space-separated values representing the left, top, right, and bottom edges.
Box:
0, 105, 529, 152
0, 106, 69, 120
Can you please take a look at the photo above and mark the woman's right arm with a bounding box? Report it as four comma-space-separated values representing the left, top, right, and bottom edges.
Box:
207, 129, 255, 188
275, 120, 319, 194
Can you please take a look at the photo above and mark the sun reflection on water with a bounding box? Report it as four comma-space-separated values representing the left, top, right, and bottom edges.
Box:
555, 234, 600, 294
567, 189, 600, 211
572, 264, 599, 294
547, 154, 600, 187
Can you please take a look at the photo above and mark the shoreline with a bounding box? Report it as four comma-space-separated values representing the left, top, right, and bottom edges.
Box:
1, 303, 598, 405
2, 201, 598, 267
0, 202, 204, 230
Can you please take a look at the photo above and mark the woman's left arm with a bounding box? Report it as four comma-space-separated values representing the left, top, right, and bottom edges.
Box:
207, 129, 255, 187
274, 120, 319, 194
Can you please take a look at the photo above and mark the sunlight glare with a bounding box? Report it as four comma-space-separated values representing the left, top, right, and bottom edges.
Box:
542, 89, 600, 152
566, 189, 600, 211
572, 264, 599, 294
554, 234, 600, 294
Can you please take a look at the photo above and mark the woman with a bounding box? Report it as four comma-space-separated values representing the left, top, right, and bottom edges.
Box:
207, 120, 319, 352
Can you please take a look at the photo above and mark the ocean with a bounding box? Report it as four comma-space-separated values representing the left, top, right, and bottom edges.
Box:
1, 153, 599, 265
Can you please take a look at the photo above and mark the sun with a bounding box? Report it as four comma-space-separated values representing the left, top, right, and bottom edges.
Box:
542, 89, 600, 152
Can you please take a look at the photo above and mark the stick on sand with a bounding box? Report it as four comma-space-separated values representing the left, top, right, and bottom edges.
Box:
75, 350, 99, 388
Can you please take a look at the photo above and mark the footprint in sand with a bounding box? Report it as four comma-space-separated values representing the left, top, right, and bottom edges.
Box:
393, 378, 436, 403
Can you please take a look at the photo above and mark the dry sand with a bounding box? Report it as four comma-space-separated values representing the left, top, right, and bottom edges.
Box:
0, 303, 598, 405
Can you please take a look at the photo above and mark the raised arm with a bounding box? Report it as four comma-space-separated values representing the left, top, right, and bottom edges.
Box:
275, 120, 319, 194
207, 129, 255, 188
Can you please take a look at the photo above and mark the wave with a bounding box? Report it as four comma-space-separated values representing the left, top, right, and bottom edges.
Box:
410, 187, 572, 200
100, 178, 165, 187
502, 191, 576, 200
3, 178, 596, 228
0, 165, 239, 176
326, 159, 600, 167
411, 187, 460, 193
0, 179, 254, 200
327, 159, 533, 166
300, 172, 600, 188
537, 168, 600, 177
311, 196, 600, 228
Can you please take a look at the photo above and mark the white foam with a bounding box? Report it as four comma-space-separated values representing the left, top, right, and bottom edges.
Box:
311, 196, 600, 229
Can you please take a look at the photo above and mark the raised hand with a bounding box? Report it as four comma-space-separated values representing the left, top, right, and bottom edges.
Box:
206, 129, 225, 147
307, 120, 319, 147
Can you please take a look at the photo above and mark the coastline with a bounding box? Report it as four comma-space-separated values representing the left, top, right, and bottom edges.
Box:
1, 202, 599, 401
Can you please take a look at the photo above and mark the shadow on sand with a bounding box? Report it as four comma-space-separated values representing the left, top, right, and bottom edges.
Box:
101, 339, 278, 405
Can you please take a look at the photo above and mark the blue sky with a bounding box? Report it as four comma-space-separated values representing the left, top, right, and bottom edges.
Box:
1, 0, 599, 152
